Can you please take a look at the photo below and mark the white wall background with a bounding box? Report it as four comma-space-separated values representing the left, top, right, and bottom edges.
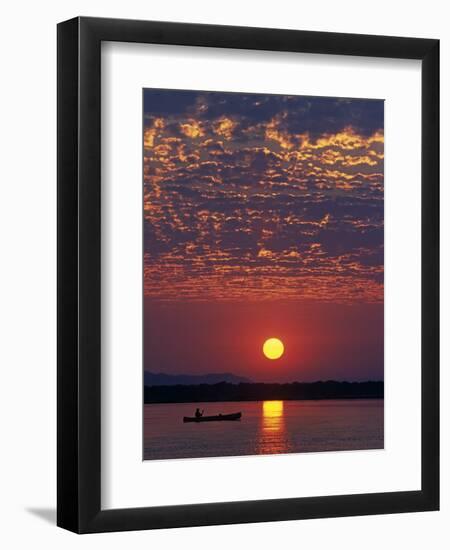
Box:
0, 1, 447, 548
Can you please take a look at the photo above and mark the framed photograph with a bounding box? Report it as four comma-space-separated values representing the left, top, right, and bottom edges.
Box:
57, 17, 439, 533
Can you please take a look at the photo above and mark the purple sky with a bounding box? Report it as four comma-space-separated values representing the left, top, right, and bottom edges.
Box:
143, 89, 384, 382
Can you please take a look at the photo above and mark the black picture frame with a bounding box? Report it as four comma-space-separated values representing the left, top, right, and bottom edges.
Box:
57, 16, 439, 533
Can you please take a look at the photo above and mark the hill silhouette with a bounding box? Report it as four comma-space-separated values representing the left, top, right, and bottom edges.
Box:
144, 371, 252, 386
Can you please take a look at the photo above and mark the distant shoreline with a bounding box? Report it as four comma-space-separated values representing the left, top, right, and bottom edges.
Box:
144, 380, 384, 404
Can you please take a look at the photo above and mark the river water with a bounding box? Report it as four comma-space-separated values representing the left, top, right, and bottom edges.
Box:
143, 399, 383, 460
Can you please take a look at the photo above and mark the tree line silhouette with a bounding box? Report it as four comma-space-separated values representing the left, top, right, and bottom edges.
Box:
144, 380, 384, 404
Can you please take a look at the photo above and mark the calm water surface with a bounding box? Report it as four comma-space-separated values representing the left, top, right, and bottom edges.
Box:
144, 399, 383, 460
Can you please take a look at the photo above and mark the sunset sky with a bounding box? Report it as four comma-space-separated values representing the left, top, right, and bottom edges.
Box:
143, 89, 384, 383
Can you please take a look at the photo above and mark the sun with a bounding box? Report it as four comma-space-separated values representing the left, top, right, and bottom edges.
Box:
263, 338, 285, 360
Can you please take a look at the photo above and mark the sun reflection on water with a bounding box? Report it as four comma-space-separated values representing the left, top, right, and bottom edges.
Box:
263, 401, 284, 427
257, 400, 290, 454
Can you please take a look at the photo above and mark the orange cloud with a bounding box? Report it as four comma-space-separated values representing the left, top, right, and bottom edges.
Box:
180, 120, 205, 138
265, 117, 294, 150
213, 117, 236, 139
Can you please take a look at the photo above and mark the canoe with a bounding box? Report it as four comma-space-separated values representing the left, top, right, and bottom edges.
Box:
183, 412, 242, 423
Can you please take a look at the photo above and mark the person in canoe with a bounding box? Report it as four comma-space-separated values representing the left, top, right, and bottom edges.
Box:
195, 407, 204, 419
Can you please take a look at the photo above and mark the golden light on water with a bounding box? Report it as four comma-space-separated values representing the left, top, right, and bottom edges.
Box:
258, 400, 289, 454
263, 400, 284, 418
262, 338, 284, 360
262, 400, 285, 436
